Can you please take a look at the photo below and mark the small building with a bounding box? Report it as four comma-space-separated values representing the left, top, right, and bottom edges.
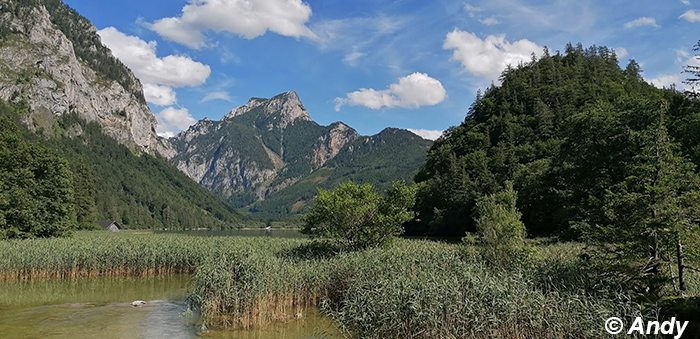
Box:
96, 220, 121, 232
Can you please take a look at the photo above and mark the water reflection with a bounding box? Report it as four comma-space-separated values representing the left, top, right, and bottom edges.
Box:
0, 275, 343, 338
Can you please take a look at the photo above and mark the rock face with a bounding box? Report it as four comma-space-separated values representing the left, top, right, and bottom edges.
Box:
0, 1, 163, 154
169, 91, 360, 202
169, 91, 433, 216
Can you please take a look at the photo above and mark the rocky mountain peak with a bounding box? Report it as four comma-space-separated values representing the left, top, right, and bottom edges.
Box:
223, 91, 311, 128
0, 1, 164, 155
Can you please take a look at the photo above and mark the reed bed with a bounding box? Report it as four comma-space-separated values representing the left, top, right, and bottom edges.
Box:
0, 232, 678, 338
0, 231, 306, 280
188, 239, 650, 338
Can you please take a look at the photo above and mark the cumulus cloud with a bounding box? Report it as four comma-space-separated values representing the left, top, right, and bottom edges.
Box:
98, 27, 211, 106
98, 27, 211, 87
201, 91, 233, 103
154, 107, 198, 138
614, 47, 628, 59
443, 30, 542, 80
647, 74, 683, 89
680, 9, 700, 22
624, 17, 659, 28
407, 129, 444, 141
335, 72, 446, 111
143, 83, 177, 106
149, 0, 316, 49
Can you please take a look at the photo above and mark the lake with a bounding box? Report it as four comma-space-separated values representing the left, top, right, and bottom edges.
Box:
154, 229, 309, 239
0, 252, 343, 338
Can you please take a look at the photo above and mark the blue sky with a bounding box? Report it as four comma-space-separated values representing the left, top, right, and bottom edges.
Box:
62, 0, 700, 139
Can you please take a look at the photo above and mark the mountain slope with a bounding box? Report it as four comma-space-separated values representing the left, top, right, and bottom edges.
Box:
0, 0, 251, 232
0, 0, 163, 154
251, 127, 432, 217
168, 91, 432, 218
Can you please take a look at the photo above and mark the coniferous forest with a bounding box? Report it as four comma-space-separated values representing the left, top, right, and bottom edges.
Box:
0, 100, 249, 238
411, 44, 700, 239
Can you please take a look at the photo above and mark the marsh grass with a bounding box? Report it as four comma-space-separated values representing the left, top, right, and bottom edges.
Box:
3, 232, 696, 338
188, 239, 653, 338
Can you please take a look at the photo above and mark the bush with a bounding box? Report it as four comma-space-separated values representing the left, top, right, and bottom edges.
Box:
302, 181, 416, 251
468, 181, 529, 268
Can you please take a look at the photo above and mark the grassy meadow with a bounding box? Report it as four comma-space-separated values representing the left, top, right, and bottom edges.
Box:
4, 231, 695, 338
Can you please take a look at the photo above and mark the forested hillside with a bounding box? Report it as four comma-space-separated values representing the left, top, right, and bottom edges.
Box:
249, 128, 432, 218
411, 44, 700, 237
0, 100, 250, 238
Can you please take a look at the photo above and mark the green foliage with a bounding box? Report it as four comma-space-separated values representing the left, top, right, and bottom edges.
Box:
250, 128, 431, 218
69, 156, 97, 225
413, 43, 700, 238
53, 114, 249, 230
187, 237, 647, 338
0, 99, 249, 232
468, 181, 529, 268
302, 181, 416, 251
0, 112, 76, 239
588, 111, 700, 294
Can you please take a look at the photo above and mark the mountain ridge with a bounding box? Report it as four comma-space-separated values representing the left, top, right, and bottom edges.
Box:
168, 91, 432, 217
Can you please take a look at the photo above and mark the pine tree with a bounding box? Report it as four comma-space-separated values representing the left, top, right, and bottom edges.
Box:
596, 109, 700, 294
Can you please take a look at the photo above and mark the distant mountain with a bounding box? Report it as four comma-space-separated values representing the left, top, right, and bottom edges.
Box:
168, 91, 432, 217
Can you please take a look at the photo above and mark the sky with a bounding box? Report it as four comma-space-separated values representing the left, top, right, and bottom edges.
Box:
61, 0, 700, 139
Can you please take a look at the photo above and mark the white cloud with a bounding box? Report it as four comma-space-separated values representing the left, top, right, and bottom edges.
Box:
614, 47, 628, 59
201, 91, 233, 103
443, 30, 542, 80
646, 51, 700, 90
143, 83, 177, 106
219, 47, 241, 65
624, 17, 659, 28
464, 4, 483, 16
149, 0, 316, 49
98, 27, 211, 106
154, 107, 198, 138
343, 49, 366, 66
681, 0, 691, 5
647, 73, 683, 89
335, 72, 447, 111
98, 27, 211, 87
680, 9, 700, 22
479, 17, 500, 25
407, 129, 443, 141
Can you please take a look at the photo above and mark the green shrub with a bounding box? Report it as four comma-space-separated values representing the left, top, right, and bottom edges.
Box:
302, 181, 416, 251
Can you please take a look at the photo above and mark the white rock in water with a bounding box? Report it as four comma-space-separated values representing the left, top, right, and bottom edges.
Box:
131, 300, 146, 307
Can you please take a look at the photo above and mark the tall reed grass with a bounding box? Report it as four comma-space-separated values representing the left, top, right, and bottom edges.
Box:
0, 231, 306, 280
2, 231, 691, 338
188, 239, 652, 338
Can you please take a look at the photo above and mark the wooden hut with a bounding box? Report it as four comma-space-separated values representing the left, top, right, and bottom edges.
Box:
96, 220, 121, 232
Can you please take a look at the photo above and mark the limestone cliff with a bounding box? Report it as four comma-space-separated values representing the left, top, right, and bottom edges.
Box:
0, 0, 163, 154
168, 91, 433, 216
169, 91, 360, 203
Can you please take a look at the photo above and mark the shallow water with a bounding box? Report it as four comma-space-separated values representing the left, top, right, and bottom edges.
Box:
155, 229, 309, 239
0, 275, 343, 338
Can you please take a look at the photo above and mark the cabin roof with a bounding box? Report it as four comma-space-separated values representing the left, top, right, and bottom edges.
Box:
96, 220, 120, 229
